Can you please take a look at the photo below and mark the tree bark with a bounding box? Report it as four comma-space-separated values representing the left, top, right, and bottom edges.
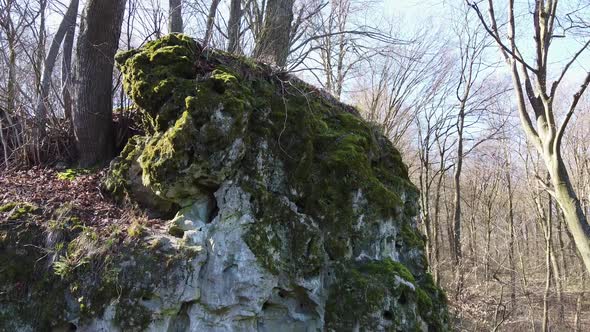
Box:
253, 0, 295, 67
168, 0, 183, 33
573, 272, 585, 332
548, 157, 590, 273
35, 0, 47, 95
542, 196, 552, 332
7, 33, 17, 115
505, 157, 516, 308
432, 172, 444, 285
452, 105, 465, 297
204, 0, 221, 47
61, 0, 78, 123
72, 0, 126, 167
227, 0, 242, 53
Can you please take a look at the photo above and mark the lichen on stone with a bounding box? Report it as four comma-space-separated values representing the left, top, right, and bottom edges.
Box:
0, 201, 40, 220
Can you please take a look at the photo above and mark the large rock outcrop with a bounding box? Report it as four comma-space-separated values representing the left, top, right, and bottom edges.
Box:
0, 34, 447, 331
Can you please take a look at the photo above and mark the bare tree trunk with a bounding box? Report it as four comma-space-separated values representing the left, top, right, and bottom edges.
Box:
7, 34, 17, 115
542, 227, 551, 332
168, 0, 183, 33
557, 212, 568, 278
535, 189, 553, 332
253, 0, 295, 67
35, 0, 79, 129
62, 0, 78, 123
452, 107, 465, 296
227, 0, 242, 53
485, 204, 492, 283
204, 0, 221, 47
573, 272, 585, 332
418, 142, 433, 269
72, 0, 127, 167
469, 213, 478, 280
547, 195, 564, 324
549, 158, 590, 273
35, 0, 47, 95
433, 172, 444, 285
506, 160, 516, 308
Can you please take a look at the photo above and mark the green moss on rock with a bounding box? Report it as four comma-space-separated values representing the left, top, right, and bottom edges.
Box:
115, 34, 199, 131
326, 259, 418, 331
0, 211, 69, 329
106, 33, 447, 331
0, 201, 40, 220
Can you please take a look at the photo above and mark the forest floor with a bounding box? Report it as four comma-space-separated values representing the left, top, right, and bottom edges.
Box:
443, 262, 590, 331
0, 167, 166, 236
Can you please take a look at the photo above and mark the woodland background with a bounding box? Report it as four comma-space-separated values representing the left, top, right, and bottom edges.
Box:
1, 0, 590, 330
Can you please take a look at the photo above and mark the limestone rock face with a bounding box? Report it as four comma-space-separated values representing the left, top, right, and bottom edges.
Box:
0, 34, 447, 331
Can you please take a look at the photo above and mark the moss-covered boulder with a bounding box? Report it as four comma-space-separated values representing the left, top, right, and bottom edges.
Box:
111, 34, 447, 331
1, 34, 447, 331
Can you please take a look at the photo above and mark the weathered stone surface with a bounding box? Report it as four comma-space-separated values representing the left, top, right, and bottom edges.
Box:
0, 34, 447, 331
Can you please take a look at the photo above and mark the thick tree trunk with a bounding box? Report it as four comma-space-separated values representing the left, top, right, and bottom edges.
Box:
168, 0, 183, 33
72, 0, 126, 167
227, 0, 242, 53
35, 0, 79, 128
253, 0, 295, 67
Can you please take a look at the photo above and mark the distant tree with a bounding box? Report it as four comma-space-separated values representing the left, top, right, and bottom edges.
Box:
227, 0, 242, 53
72, 0, 126, 167
204, 0, 221, 47
169, 0, 183, 33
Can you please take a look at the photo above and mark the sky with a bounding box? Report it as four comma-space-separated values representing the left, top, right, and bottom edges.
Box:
387, 0, 589, 82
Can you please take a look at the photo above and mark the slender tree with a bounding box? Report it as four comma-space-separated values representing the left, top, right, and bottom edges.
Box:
227, 0, 242, 53
35, 0, 79, 130
204, 0, 221, 47
61, 0, 78, 122
468, 0, 590, 273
